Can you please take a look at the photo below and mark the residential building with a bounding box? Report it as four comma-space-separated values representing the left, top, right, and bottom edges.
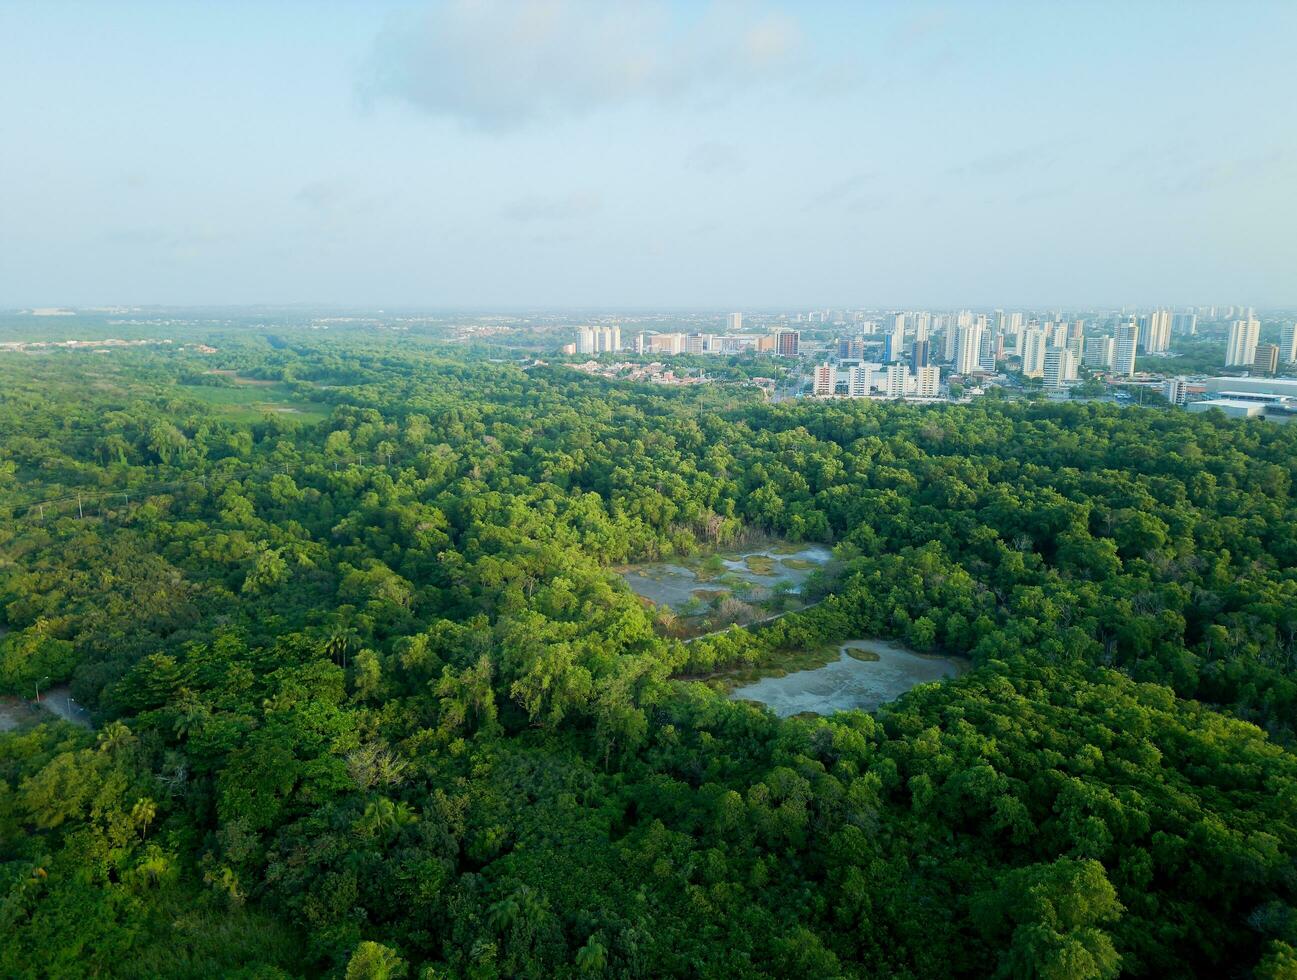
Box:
1141, 310, 1172, 353
914, 365, 941, 398
910, 339, 930, 372
776, 330, 800, 357
727, 312, 742, 332
1115, 321, 1139, 377
1254, 344, 1280, 377
837, 336, 865, 360
1020, 328, 1048, 377
1083, 336, 1115, 370
1162, 378, 1189, 406
1173, 312, 1198, 337
954, 322, 984, 375
848, 364, 872, 398
813, 362, 835, 396
883, 364, 909, 398
1282, 323, 1297, 364
1226, 315, 1261, 367
1043, 348, 1077, 389
884, 321, 906, 362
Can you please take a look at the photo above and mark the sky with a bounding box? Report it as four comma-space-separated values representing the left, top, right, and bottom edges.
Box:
1, 0, 1294, 310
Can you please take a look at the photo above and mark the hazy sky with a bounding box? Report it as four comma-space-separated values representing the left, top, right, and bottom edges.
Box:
2, 0, 1294, 309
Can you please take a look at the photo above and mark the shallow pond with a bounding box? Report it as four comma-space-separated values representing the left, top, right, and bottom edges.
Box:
728, 639, 968, 717
620, 543, 833, 612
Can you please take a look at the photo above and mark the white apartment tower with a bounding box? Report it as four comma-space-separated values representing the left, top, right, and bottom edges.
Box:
1226, 315, 1261, 367
1115, 321, 1139, 377
954, 322, 984, 375
1020, 328, 1047, 378
848, 364, 873, 398
914, 365, 941, 398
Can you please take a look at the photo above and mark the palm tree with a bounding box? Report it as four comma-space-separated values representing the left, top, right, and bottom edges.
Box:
576, 938, 607, 974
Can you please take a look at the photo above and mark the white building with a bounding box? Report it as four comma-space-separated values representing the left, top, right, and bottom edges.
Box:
883, 364, 909, 398
1115, 321, 1139, 377
1226, 316, 1261, 367
577, 326, 596, 355
1084, 336, 1115, 370
727, 312, 742, 332
914, 365, 941, 398
1020, 327, 1047, 377
1162, 378, 1189, 406
848, 364, 873, 398
1043, 348, 1077, 389
1281, 323, 1297, 364
1141, 309, 1172, 353
954, 322, 984, 375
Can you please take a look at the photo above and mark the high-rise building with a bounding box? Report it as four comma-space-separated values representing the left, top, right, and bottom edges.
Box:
1282, 323, 1297, 364
884, 321, 906, 362
914, 365, 941, 398
837, 337, 865, 360
1043, 348, 1077, 389
954, 322, 984, 375
913, 313, 931, 343
941, 326, 958, 362
776, 330, 800, 357
979, 329, 997, 373
1226, 316, 1260, 367
848, 364, 872, 398
1083, 336, 1115, 370
685, 333, 711, 355
728, 312, 742, 332
1253, 344, 1280, 377
910, 339, 930, 372
1140, 310, 1172, 354
883, 364, 909, 398
577, 326, 596, 354
1020, 328, 1047, 378
1162, 378, 1188, 406
1115, 321, 1139, 377
813, 363, 835, 396
1173, 312, 1198, 337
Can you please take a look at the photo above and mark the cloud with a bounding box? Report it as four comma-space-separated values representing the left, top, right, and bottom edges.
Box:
501, 190, 602, 222
364, 0, 802, 129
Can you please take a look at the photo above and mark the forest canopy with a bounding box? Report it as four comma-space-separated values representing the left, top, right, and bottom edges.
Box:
2, 335, 1296, 978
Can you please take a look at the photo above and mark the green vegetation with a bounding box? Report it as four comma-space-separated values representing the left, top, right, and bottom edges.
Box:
2, 335, 1297, 977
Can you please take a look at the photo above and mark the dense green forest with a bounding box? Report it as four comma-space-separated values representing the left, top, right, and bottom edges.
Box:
2, 335, 1296, 978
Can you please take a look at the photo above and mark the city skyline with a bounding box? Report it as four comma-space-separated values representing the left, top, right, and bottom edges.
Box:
2, 0, 1296, 308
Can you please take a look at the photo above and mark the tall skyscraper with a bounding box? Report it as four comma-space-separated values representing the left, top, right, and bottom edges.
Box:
1083, 336, 1115, 370
978, 328, 996, 373
910, 339, 930, 372
884, 321, 906, 362
1043, 348, 1077, 389
577, 326, 596, 354
1020, 328, 1047, 378
1140, 310, 1172, 354
884, 364, 909, 398
954, 322, 984, 375
1225, 315, 1260, 367
1173, 312, 1198, 337
727, 312, 743, 332
1282, 323, 1297, 364
1115, 321, 1139, 377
